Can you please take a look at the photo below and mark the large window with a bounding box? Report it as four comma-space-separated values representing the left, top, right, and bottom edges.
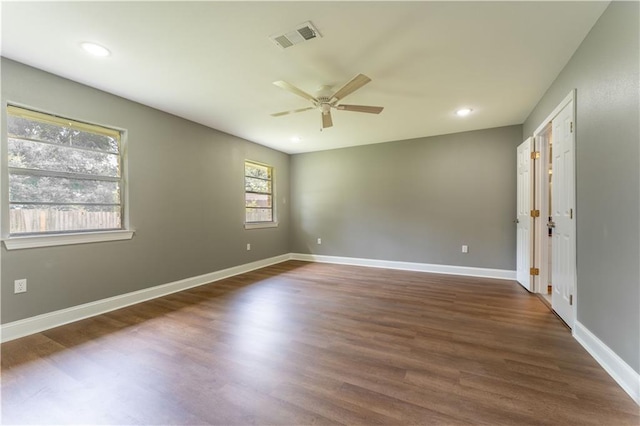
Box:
7, 105, 124, 235
244, 161, 274, 224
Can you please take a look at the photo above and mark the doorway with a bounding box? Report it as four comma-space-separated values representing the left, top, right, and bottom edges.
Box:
517, 90, 576, 329
535, 123, 553, 305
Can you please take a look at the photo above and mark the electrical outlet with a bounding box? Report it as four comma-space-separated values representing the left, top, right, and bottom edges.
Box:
14, 279, 27, 294
462, 245, 469, 253
246, 243, 251, 251
317, 238, 322, 245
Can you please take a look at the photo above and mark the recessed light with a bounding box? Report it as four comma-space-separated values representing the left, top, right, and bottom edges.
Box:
291, 136, 302, 143
456, 108, 473, 117
80, 42, 110, 57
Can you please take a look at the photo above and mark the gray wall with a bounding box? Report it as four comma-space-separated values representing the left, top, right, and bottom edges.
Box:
523, 2, 639, 373
290, 125, 522, 271
1, 58, 290, 323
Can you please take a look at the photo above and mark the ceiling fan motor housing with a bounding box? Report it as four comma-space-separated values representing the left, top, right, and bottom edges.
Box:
317, 96, 333, 114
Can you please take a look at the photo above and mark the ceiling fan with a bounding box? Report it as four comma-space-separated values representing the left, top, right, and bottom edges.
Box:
271, 74, 383, 129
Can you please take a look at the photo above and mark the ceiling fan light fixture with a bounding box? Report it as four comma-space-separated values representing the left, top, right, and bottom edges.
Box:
456, 108, 473, 117
80, 42, 110, 57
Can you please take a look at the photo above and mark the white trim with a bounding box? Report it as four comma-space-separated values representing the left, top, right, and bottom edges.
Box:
3, 229, 135, 250
1, 253, 291, 342
291, 253, 516, 280
0, 253, 517, 342
574, 321, 640, 405
533, 89, 575, 137
245, 222, 279, 230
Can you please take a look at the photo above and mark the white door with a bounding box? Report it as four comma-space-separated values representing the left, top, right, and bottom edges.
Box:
516, 138, 533, 291
551, 101, 575, 327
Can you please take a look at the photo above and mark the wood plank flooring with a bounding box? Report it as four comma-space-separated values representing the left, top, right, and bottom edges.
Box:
2, 261, 638, 425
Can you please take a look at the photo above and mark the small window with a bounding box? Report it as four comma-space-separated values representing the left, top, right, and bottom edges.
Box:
244, 161, 274, 224
7, 105, 124, 235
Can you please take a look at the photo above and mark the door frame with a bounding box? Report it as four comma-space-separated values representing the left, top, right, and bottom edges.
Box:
531, 90, 577, 329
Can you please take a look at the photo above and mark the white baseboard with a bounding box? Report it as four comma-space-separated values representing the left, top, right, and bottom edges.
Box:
574, 321, 640, 405
1, 254, 291, 343
0, 253, 515, 343
3, 252, 637, 407
291, 253, 516, 280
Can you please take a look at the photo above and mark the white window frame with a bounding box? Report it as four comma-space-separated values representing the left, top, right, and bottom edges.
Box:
2, 104, 133, 250
244, 160, 278, 229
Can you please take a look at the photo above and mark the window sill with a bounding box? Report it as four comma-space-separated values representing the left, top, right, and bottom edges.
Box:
3, 230, 135, 250
244, 222, 279, 230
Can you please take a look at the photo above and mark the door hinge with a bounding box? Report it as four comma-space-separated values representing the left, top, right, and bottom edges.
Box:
530, 151, 540, 160
530, 267, 540, 276
570, 122, 574, 133
570, 294, 573, 305
530, 210, 540, 218
570, 208, 573, 219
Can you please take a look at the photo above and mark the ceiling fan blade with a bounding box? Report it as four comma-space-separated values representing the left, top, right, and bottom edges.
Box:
270, 107, 315, 117
336, 104, 384, 114
322, 111, 333, 128
331, 74, 371, 101
273, 81, 318, 103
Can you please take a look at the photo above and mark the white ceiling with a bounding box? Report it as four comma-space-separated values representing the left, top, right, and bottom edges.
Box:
1, 1, 609, 154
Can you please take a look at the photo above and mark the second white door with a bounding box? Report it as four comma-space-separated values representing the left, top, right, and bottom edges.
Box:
516, 138, 533, 291
551, 100, 576, 327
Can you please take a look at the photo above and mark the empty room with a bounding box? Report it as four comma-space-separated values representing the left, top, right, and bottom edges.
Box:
1, 1, 639, 425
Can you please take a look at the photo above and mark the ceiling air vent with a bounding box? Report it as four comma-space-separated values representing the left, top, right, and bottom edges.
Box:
269, 21, 322, 50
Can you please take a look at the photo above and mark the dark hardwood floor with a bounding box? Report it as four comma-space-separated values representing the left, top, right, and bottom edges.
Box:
2, 261, 638, 425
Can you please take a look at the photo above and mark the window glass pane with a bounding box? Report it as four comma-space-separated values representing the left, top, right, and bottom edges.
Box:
245, 193, 272, 208
9, 138, 120, 177
7, 115, 119, 153
9, 174, 121, 204
245, 176, 272, 193
245, 163, 271, 179
10, 204, 121, 234
245, 208, 273, 223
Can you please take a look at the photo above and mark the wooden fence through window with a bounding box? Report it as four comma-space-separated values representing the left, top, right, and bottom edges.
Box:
10, 209, 121, 234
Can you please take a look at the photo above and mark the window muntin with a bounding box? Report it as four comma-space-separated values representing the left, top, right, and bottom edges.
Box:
7, 105, 124, 235
245, 161, 274, 223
